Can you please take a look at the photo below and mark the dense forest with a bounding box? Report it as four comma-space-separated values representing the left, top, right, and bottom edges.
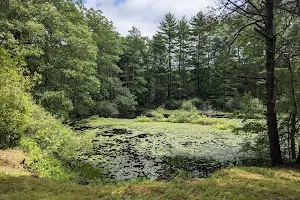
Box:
3, 0, 300, 199
0, 0, 272, 119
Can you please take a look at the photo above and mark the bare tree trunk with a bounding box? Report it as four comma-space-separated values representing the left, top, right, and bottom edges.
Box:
265, 0, 283, 166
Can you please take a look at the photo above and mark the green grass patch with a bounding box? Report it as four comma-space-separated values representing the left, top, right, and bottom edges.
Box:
1, 166, 300, 199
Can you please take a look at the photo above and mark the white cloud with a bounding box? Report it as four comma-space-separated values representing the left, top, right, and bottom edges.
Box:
85, 0, 217, 37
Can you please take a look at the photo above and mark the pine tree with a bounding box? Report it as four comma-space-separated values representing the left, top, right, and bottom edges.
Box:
158, 13, 178, 99
176, 16, 191, 99
118, 27, 148, 100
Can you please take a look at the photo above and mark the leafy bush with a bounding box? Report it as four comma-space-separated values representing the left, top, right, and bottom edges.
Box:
0, 48, 82, 179
237, 93, 265, 120
233, 94, 269, 161
135, 116, 153, 122
189, 98, 204, 109
224, 96, 242, 112
0, 48, 32, 148
180, 100, 197, 111
164, 99, 183, 110
114, 93, 137, 113
20, 104, 74, 179
94, 101, 119, 116
38, 90, 74, 120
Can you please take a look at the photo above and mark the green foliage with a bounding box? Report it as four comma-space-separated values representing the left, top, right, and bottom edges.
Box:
20, 104, 74, 179
118, 27, 148, 99
238, 93, 265, 120
0, 48, 76, 178
189, 98, 204, 109
164, 99, 183, 110
0, 1, 139, 119
180, 100, 197, 111
38, 91, 74, 120
113, 85, 137, 113
234, 94, 269, 160
95, 101, 119, 116
0, 48, 32, 148
138, 108, 239, 130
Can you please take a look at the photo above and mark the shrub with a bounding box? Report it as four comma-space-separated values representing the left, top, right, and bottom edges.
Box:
201, 102, 215, 116
233, 94, 269, 161
108, 78, 138, 113
0, 48, 32, 148
0, 48, 80, 179
164, 99, 182, 110
114, 94, 137, 113
224, 96, 242, 112
189, 98, 204, 109
21, 104, 74, 179
180, 100, 197, 111
94, 101, 119, 116
138, 108, 239, 131
38, 90, 74, 120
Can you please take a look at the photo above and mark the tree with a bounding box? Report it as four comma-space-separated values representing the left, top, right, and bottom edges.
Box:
0, 0, 100, 119
86, 8, 137, 115
190, 12, 211, 96
222, 0, 284, 165
158, 13, 178, 99
118, 27, 148, 101
176, 16, 191, 99
150, 33, 168, 105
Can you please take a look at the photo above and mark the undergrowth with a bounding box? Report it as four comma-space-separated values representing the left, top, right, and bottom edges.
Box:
136, 108, 240, 130
1, 166, 300, 200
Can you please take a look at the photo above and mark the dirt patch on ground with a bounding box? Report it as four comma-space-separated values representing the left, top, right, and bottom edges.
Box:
0, 149, 30, 176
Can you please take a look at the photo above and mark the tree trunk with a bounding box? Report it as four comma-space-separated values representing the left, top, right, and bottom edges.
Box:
287, 56, 297, 160
168, 37, 172, 100
178, 47, 182, 98
265, 0, 283, 166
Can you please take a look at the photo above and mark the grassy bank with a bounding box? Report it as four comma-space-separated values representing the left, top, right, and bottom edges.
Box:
1, 165, 300, 199
1, 141, 299, 200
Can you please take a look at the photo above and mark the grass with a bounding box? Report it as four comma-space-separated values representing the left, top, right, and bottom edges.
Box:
1, 163, 300, 199
1, 144, 300, 200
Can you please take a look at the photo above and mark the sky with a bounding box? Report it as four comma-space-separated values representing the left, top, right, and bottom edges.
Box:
83, 0, 217, 37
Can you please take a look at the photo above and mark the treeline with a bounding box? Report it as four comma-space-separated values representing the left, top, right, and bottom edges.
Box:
0, 0, 267, 120
119, 12, 263, 110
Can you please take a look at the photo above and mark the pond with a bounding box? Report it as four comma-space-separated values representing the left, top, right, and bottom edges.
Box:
73, 118, 263, 182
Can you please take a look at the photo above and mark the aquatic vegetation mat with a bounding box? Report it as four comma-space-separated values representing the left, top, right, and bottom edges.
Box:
72, 118, 259, 181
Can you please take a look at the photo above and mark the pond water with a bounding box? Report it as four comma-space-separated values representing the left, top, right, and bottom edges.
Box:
73, 120, 263, 182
